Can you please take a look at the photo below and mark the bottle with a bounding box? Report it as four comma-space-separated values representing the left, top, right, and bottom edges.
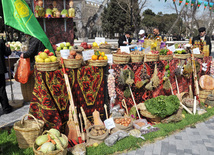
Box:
189, 37, 192, 44
68, 1, 75, 18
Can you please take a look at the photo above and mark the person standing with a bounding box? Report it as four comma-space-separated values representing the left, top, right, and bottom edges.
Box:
0, 39, 13, 114
138, 29, 146, 41
192, 27, 212, 56
20, 35, 45, 70
118, 31, 132, 47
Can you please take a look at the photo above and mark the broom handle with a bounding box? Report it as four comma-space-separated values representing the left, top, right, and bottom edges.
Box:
61, 58, 82, 143
104, 104, 108, 119
129, 85, 141, 119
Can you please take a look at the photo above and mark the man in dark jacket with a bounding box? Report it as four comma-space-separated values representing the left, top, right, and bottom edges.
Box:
0, 39, 13, 114
192, 27, 212, 56
118, 31, 132, 47
20, 35, 45, 70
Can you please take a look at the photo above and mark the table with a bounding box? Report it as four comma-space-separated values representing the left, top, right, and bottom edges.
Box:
29, 66, 108, 132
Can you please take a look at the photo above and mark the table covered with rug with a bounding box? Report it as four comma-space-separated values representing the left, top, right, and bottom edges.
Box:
112, 57, 212, 110
29, 66, 108, 132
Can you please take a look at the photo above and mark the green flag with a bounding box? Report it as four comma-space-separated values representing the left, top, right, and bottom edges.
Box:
2, 0, 54, 52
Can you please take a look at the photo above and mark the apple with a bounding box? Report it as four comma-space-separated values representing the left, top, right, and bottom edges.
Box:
39, 52, 48, 60
88, 44, 92, 49
57, 46, 61, 51
50, 56, 57, 62
63, 47, 68, 50
44, 49, 50, 54
69, 46, 73, 50
60, 43, 65, 48
38, 51, 43, 55
66, 42, 70, 47
44, 58, 51, 63
36, 57, 44, 63
48, 52, 54, 56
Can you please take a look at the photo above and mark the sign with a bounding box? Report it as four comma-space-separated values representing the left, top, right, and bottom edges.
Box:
193, 48, 200, 54
95, 37, 105, 45
168, 45, 176, 52
105, 54, 113, 64
120, 46, 130, 54
82, 50, 94, 61
104, 118, 115, 130
144, 46, 151, 54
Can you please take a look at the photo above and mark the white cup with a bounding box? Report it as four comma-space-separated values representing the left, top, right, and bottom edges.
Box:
60, 49, 70, 59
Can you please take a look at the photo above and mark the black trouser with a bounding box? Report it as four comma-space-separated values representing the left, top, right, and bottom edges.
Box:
0, 74, 11, 111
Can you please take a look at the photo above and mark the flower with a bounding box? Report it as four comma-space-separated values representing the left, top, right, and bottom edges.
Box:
131, 114, 135, 118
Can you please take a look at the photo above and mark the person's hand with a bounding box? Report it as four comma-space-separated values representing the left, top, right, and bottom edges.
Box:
6, 44, 10, 48
124, 41, 128, 44
20, 53, 23, 58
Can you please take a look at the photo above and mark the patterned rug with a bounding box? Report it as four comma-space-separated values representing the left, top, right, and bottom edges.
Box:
29, 66, 106, 132
111, 56, 212, 110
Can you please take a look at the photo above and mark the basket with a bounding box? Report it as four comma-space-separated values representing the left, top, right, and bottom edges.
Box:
159, 55, 173, 60
140, 110, 162, 122
173, 54, 191, 59
55, 51, 61, 57
113, 54, 130, 64
199, 89, 213, 103
88, 59, 108, 67
35, 61, 59, 71
131, 54, 144, 63
193, 54, 204, 58
93, 48, 112, 54
21, 74, 35, 102
33, 131, 68, 155
13, 114, 44, 149
144, 54, 159, 62
63, 58, 82, 69
87, 125, 109, 141
99, 44, 111, 49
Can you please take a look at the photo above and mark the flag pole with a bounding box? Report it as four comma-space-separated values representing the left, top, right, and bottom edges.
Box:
5, 25, 15, 102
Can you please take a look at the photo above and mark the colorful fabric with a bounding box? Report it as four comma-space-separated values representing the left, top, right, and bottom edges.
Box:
111, 57, 212, 110
2, 0, 53, 52
29, 66, 105, 132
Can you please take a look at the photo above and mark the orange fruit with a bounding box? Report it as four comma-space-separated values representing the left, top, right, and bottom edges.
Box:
103, 56, 108, 60
92, 55, 98, 60
98, 56, 104, 60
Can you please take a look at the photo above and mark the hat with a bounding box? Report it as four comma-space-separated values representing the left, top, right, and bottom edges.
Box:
125, 31, 131, 35
198, 27, 206, 32
139, 30, 145, 35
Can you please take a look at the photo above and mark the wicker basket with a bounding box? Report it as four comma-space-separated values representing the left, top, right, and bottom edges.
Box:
63, 58, 82, 69
55, 51, 61, 57
159, 55, 173, 60
144, 54, 159, 62
193, 54, 204, 58
14, 114, 44, 149
199, 89, 213, 103
88, 59, 108, 67
113, 54, 130, 64
173, 54, 191, 59
140, 110, 162, 122
99, 44, 111, 49
21, 74, 35, 102
35, 61, 59, 71
131, 54, 144, 63
33, 131, 68, 155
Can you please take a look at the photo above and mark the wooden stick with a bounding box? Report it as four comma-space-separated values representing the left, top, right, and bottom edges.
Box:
121, 99, 129, 116
175, 75, 193, 114
104, 104, 108, 119
61, 58, 82, 144
79, 113, 85, 141
129, 85, 141, 119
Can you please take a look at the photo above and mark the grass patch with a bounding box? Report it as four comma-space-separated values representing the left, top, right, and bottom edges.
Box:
0, 107, 214, 155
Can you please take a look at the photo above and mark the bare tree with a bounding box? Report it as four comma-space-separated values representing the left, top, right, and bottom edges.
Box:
115, 0, 148, 36
75, 0, 109, 42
